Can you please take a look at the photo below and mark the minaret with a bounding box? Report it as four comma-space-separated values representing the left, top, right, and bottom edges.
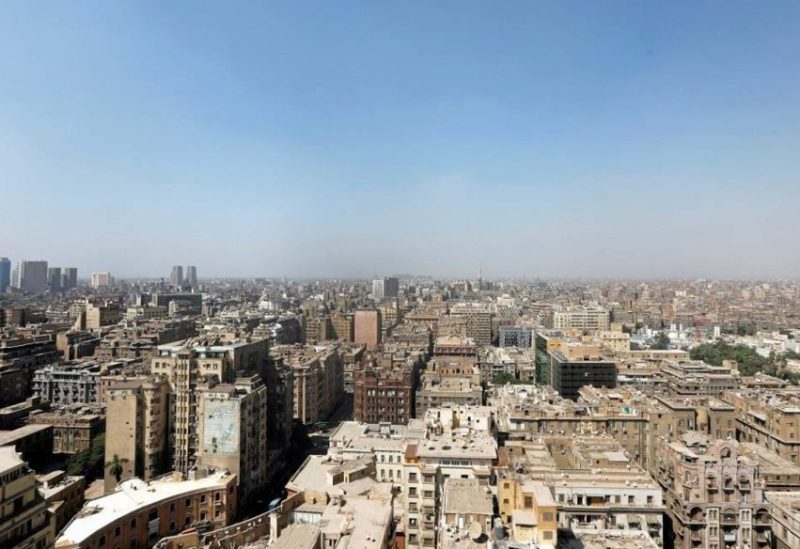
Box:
478, 264, 483, 291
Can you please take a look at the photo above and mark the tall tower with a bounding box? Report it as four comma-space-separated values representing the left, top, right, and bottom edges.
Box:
170, 265, 184, 287
185, 265, 197, 288
0, 257, 10, 294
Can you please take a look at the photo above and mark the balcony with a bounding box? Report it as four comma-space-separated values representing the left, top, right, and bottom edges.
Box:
723, 532, 736, 545
756, 531, 770, 545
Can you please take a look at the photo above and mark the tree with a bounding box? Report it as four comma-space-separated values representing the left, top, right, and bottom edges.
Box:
106, 454, 129, 486
650, 332, 670, 350
65, 433, 106, 480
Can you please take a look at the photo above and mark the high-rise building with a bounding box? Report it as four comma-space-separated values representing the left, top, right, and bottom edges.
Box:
13, 260, 48, 293
47, 266, 62, 292
372, 276, 399, 300
90, 272, 112, 289
61, 267, 78, 291
150, 337, 269, 474
104, 377, 171, 492
197, 375, 268, 503
0, 257, 10, 294
170, 265, 184, 287
185, 265, 197, 287
354, 309, 382, 348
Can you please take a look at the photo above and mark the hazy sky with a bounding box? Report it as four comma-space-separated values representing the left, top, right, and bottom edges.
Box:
2, 2, 800, 279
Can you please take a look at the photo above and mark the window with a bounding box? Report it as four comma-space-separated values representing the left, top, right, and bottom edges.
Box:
543, 512, 554, 522
524, 496, 533, 508
185, 498, 191, 508
115, 527, 121, 537
130, 519, 137, 529
544, 531, 554, 540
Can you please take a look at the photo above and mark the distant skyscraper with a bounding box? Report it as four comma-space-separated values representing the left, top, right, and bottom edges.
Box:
185, 265, 197, 287
170, 265, 184, 287
47, 267, 62, 292
372, 276, 399, 300
91, 272, 112, 289
14, 260, 48, 293
62, 267, 78, 291
0, 258, 10, 294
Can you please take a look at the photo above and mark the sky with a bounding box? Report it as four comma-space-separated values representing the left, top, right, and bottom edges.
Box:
1, 1, 799, 280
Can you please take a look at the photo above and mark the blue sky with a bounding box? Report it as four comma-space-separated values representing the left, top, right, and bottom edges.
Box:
1, 1, 799, 279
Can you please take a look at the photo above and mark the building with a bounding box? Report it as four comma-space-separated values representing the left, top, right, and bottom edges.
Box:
185, 265, 197, 288
13, 260, 48, 293
372, 277, 399, 300
652, 432, 771, 549
151, 337, 269, 474
104, 377, 170, 492
660, 360, 741, 395
0, 447, 52, 549
197, 375, 268, 503
62, 268, 78, 291
0, 424, 53, 466
723, 388, 800, 465
450, 303, 493, 346
38, 470, 85, 533
401, 408, 497, 549
499, 325, 533, 348
170, 265, 184, 287
330, 312, 354, 342
550, 306, 611, 332
496, 435, 663, 546
549, 344, 616, 400
84, 301, 123, 330
90, 272, 112, 289
33, 362, 102, 405
273, 345, 343, 425
56, 470, 237, 549
0, 257, 10, 294
765, 491, 800, 549
28, 408, 104, 454
354, 310, 382, 349
439, 478, 494, 548
47, 267, 62, 292
353, 363, 414, 425
0, 336, 60, 404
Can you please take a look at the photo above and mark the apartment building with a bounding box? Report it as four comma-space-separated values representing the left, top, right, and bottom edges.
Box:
33, 362, 101, 405
150, 337, 268, 474
401, 407, 497, 549
0, 447, 52, 549
353, 363, 414, 425
56, 470, 237, 549
723, 388, 800, 465
197, 375, 268, 503
449, 302, 493, 346
104, 377, 170, 492
550, 306, 610, 332
272, 344, 344, 425
652, 431, 771, 549
660, 360, 741, 395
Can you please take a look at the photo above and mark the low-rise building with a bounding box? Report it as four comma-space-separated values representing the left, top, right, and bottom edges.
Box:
55, 470, 237, 549
0, 447, 52, 549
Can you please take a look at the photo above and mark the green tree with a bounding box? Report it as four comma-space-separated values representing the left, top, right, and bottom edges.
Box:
650, 333, 670, 350
65, 433, 106, 480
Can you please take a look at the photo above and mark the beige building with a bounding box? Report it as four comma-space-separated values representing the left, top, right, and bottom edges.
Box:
550, 306, 610, 332
723, 388, 800, 465
0, 446, 52, 549
652, 432, 771, 549
197, 375, 268, 503
104, 377, 170, 492
273, 345, 344, 425
150, 337, 269, 474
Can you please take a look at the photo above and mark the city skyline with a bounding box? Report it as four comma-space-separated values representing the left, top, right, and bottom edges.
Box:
2, 2, 800, 278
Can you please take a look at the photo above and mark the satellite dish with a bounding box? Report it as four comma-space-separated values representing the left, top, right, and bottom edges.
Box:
469, 521, 484, 541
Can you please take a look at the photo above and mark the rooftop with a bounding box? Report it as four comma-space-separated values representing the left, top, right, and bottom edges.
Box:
57, 470, 234, 545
